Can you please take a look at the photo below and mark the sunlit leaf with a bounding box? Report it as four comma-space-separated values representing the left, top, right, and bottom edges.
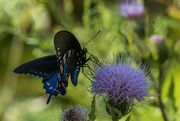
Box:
105, 101, 115, 117
168, 76, 177, 111
112, 107, 123, 118
125, 115, 131, 121
88, 96, 96, 121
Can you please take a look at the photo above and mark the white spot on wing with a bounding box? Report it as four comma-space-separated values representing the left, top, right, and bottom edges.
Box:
46, 82, 50, 86
60, 64, 62, 69
49, 87, 53, 89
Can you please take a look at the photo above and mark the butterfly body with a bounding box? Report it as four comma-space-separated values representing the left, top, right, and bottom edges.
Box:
14, 30, 98, 104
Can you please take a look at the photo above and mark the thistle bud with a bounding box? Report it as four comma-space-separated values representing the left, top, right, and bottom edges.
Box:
150, 35, 168, 63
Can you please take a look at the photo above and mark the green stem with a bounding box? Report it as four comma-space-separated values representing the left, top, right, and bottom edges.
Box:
158, 66, 168, 121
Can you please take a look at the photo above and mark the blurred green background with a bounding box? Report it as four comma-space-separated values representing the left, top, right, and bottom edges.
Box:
0, 0, 180, 121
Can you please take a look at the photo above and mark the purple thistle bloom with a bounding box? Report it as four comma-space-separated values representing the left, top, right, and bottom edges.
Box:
90, 53, 154, 107
119, 0, 145, 20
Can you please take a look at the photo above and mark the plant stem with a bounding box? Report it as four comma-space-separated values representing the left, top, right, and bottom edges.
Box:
158, 88, 168, 121
158, 67, 168, 121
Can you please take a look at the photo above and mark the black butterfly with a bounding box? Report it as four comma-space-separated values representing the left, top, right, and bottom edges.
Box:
14, 30, 102, 104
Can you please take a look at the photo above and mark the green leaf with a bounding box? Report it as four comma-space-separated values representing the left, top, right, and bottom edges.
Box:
159, 59, 172, 88
105, 101, 123, 121
168, 76, 174, 99
88, 96, 96, 121
168, 76, 177, 111
112, 107, 123, 118
161, 59, 172, 85
125, 115, 131, 121
105, 101, 115, 117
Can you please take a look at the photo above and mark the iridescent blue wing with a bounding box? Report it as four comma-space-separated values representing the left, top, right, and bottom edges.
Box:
14, 55, 61, 104
70, 64, 80, 86
42, 71, 59, 104
14, 55, 59, 79
58, 49, 78, 95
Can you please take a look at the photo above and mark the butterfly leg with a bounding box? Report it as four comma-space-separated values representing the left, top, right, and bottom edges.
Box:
86, 53, 104, 67
81, 64, 96, 81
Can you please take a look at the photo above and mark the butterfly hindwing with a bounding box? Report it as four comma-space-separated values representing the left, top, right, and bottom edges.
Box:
70, 64, 80, 86
14, 55, 59, 79
42, 71, 59, 104
58, 49, 77, 95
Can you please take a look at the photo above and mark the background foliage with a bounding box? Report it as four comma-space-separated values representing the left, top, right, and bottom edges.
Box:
0, 0, 180, 121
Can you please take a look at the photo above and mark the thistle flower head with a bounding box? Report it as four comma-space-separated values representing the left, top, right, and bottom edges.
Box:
59, 105, 88, 121
90, 53, 155, 107
119, 0, 145, 20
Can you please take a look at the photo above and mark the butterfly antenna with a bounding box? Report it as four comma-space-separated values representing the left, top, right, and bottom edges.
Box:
83, 30, 100, 48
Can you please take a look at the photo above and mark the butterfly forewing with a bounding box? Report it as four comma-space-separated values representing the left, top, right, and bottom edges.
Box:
54, 31, 81, 65
14, 55, 59, 79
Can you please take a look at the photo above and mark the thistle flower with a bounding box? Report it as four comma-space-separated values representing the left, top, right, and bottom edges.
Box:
119, 0, 145, 20
59, 105, 88, 121
90, 54, 154, 109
